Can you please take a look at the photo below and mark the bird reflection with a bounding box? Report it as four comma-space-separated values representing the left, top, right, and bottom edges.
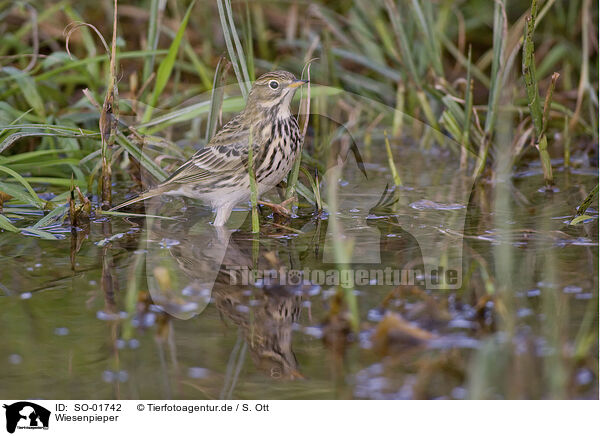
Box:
145, 207, 303, 380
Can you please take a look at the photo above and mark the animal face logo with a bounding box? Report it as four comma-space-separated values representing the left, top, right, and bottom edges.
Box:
3, 402, 50, 434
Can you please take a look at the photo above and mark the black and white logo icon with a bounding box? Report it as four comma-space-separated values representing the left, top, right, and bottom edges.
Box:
3, 402, 50, 434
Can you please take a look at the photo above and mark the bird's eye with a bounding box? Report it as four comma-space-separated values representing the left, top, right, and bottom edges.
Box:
269, 80, 279, 89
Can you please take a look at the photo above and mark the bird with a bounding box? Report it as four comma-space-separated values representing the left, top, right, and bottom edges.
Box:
111, 70, 308, 226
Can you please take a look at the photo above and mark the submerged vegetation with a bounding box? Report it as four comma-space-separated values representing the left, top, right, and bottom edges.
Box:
0, 0, 598, 399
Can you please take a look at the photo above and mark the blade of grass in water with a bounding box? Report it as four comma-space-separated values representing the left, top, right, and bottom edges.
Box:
32, 205, 68, 229
100, 210, 178, 220
20, 227, 61, 240
571, 184, 599, 223
97, 0, 120, 209
0, 214, 19, 232
563, 115, 571, 168
326, 163, 359, 332
0, 213, 59, 240
384, 131, 402, 187
299, 167, 323, 212
522, 0, 554, 186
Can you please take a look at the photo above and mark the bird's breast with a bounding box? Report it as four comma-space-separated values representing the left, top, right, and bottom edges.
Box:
254, 116, 301, 190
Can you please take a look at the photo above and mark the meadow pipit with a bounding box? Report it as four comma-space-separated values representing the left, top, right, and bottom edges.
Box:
113, 71, 307, 225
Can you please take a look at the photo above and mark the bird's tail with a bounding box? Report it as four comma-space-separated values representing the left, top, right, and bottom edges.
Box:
109, 186, 168, 211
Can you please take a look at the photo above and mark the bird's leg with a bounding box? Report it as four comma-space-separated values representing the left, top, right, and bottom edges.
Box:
213, 202, 235, 227
258, 196, 297, 217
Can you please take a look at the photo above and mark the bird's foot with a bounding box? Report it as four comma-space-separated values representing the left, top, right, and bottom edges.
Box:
259, 197, 296, 218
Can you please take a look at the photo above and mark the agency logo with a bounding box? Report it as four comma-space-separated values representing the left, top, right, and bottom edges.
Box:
3, 402, 50, 434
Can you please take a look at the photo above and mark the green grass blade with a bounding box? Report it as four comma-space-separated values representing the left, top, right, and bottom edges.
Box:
142, 0, 196, 123
0, 182, 41, 208
0, 165, 44, 208
2, 67, 45, 117
299, 166, 322, 211
32, 204, 68, 229
410, 0, 443, 75
385, 0, 452, 146
461, 45, 474, 166
0, 132, 92, 154
206, 57, 228, 142
523, 21, 543, 135
574, 184, 598, 217
224, 0, 251, 86
384, 131, 402, 187
115, 132, 167, 182
142, 0, 165, 83
21, 227, 61, 240
217, 0, 250, 99
0, 214, 19, 233
484, 0, 506, 134
0, 149, 79, 165
183, 41, 213, 89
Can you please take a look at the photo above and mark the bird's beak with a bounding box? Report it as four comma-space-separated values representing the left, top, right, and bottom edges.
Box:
288, 79, 309, 88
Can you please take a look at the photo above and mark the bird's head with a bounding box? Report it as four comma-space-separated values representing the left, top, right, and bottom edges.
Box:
245, 70, 308, 119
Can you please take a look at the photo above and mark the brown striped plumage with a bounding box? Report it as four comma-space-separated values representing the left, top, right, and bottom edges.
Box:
112, 71, 307, 225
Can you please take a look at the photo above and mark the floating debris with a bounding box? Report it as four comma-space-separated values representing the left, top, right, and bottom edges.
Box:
96, 310, 128, 321
303, 326, 324, 339
54, 327, 69, 336
96, 233, 125, 247
409, 199, 465, 211
128, 339, 140, 349
8, 354, 22, 365
159, 238, 180, 248
102, 370, 128, 383
563, 285, 582, 294
188, 367, 210, 379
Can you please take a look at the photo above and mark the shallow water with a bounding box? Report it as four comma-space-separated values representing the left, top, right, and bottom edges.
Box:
1, 140, 598, 400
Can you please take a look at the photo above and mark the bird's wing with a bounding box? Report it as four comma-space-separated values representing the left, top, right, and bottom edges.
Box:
159, 117, 261, 188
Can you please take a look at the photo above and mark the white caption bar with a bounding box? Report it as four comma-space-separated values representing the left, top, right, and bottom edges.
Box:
1, 400, 597, 435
